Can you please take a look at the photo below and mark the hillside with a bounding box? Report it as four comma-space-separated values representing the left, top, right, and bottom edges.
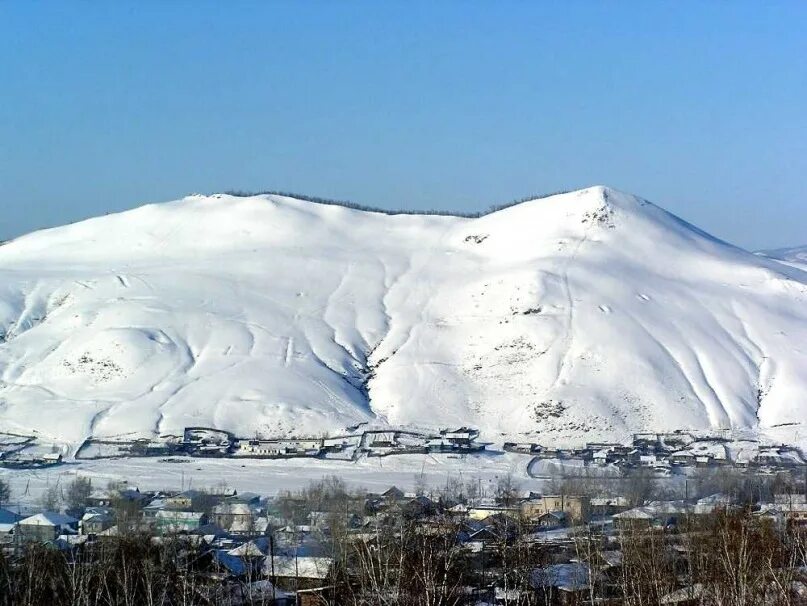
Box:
1, 186, 806, 448
759, 245, 807, 272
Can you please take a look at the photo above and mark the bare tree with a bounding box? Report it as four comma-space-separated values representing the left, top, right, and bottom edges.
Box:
40, 485, 61, 511
65, 476, 93, 511
495, 473, 521, 507
0, 478, 10, 506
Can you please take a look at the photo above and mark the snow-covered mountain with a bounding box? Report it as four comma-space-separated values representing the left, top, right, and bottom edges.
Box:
1, 186, 806, 448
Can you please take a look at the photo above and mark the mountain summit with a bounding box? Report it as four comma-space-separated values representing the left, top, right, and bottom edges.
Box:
1, 187, 805, 447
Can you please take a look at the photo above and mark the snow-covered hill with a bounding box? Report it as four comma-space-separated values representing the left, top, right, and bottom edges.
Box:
1, 186, 806, 448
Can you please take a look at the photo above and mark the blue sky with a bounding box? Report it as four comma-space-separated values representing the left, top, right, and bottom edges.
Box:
1, 1, 805, 250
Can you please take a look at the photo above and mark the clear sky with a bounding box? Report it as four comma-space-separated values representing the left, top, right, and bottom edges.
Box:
1, 1, 805, 250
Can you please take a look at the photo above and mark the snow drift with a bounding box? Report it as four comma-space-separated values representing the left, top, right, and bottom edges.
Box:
1, 186, 805, 447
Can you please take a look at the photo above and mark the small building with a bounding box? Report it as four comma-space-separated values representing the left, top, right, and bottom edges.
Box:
402, 496, 435, 519
774, 493, 807, 506
530, 563, 590, 605
212, 502, 259, 534
263, 555, 334, 590
80, 511, 116, 535
612, 507, 657, 531
164, 490, 210, 511
439, 427, 479, 444
236, 439, 323, 457
521, 495, 591, 523
365, 432, 397, 448
633, 433, 659, 447
468, 504, 521, 521
87, 487, 148, 508
382, 486, 405, 501
155, 510, 207, 533
639, 454, 658, 467
592, 449, 610, 465
670, 451, 695, 466
503, 442, 538, 454
591, 496, 630, 517
16, 512, 78, 543
536, 511, 568, 530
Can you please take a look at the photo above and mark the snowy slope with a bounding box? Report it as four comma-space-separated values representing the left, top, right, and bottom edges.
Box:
1, 186, 806, 448
758, 245, 807, 272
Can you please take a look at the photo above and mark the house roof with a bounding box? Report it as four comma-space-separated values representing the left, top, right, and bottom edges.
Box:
591, 496, 629, 507
228, 538, 270, 557
0, 508, 22, 524
613, 507, 655, 520
212, 502, 255, 515
19, 512, 78, 527
539, 511, 568, 521
263, 555, 333, 580
82, 512, 114, 524
531, 563, 590, 591
213, 549, 248, 576
156, 510, 205, 520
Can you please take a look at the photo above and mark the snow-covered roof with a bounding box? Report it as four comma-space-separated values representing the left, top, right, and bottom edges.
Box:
531, 563, 590, 591
228, 538, 269, 557
19, 512, 78, 527
591, 496, 629, 507
263, 555, 333, 580
613, 507, 655, 520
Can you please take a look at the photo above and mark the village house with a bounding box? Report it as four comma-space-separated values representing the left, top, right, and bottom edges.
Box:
212, 501, 260, 534
468, 504, 521, 521
590, 496, 630, 517
236, 438, 323, 457
769, 501, 807, 526
155, 510, 207, 533
401, 495, 436, 519
80, 511, 116, 535
536, 511, 568, 530
592, 449, 610, 465
183, 427, 232, 447
263, 553, 334, 591
163, 489, 214, 511
530, 563, 591, 606
633, 433, 659, 449
671, 451, 695, 466
16, 512, 79, 543
503, 442, 539, 454
364, 431, 397, 448
612, 507, 657, 531
521, 495, 591, 523
382, 485, 405, 501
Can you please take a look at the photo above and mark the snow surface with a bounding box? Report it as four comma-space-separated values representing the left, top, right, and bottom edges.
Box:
0, 452, 537, 506
1, 186, 806, 449
759, 245, 807, 272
